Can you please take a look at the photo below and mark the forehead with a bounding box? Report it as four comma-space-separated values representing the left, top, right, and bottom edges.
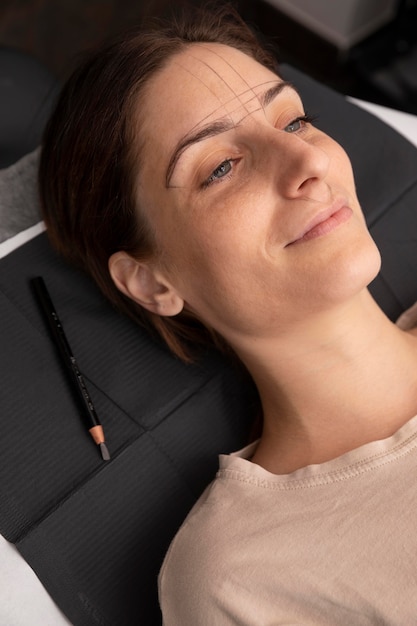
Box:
138, 42, 281, 153
163, 42, 277, 105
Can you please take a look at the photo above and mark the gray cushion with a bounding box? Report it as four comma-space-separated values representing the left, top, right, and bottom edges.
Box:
0, 148, 40, 244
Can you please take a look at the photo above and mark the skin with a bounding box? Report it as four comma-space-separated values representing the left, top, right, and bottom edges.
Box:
110, 43, 417, 474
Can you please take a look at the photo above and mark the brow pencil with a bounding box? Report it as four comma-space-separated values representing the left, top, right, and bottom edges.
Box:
31, 276, 111, 461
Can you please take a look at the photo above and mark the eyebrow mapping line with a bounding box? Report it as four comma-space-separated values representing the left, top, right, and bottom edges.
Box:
176, 47, 281, 150
180, 80, 278, 136
165, 80, 297, 187
195, 45, 256, 114
173, 51, 249, 124
171, 79, 294, 142
193, 48, 299, 126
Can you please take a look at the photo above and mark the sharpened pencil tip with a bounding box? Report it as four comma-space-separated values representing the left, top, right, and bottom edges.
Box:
99, 442, 111, 461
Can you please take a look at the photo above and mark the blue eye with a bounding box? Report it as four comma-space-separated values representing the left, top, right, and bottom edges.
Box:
284, 114, 314, 133
205, 159, 233, 187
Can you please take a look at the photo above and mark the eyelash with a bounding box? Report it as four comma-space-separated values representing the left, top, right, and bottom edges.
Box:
202, 113, 317, 189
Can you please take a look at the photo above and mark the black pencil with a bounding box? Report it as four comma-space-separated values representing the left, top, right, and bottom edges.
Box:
31, 276, 110, 461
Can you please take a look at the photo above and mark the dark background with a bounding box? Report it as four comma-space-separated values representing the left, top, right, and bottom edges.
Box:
0, 0, 417, 113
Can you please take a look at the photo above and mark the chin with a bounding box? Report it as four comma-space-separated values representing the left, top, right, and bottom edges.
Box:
324, 231, 382, 304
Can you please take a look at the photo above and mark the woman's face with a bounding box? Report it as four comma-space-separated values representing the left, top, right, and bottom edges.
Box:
133, 43, 381, 341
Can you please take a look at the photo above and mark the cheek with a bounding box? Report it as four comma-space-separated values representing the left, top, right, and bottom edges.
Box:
327, 139, 356, 184
152, 209, 267, 321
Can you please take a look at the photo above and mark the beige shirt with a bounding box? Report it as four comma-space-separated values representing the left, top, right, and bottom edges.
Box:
159, 410, 417, 624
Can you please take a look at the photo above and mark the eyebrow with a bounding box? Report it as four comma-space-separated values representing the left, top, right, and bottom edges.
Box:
165, 80, 296, 186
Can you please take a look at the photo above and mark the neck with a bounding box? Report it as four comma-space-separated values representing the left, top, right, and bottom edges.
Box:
231, 291, 417, 473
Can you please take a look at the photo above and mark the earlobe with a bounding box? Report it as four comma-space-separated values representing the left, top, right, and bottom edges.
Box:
108, 251, 184, 316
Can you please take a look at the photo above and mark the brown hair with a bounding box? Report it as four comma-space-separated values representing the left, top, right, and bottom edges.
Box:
38, 4, 279, 361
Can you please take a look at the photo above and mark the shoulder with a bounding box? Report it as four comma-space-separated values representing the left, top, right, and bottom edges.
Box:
158, 475, 253, 623
159, 478, 236, 582
158, 450, 297, 624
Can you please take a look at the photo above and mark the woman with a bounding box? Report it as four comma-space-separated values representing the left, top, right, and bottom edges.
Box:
40, 5, 417, 624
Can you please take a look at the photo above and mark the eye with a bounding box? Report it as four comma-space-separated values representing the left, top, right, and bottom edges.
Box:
203, 158, 234, 188
284, 114, 314, 134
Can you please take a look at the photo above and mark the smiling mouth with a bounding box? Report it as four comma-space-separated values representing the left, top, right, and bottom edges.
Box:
286, 204, 353, 247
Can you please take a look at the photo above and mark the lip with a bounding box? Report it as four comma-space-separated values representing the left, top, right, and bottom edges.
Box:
285, 200, 353, 247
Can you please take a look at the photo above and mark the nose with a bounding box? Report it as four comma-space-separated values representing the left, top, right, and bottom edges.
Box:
266, 129, 331, 199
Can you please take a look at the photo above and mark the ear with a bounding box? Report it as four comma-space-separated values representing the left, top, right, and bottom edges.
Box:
109, 251, 184, 316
